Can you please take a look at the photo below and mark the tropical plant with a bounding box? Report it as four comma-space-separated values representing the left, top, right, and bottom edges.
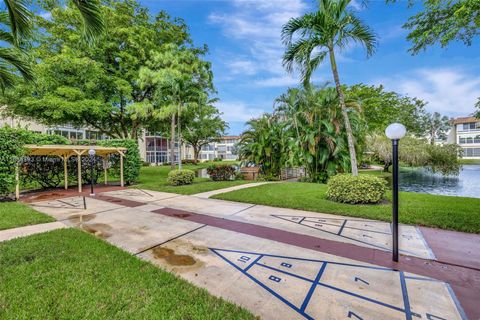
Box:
4, 1, 193, 140
274, 85, 365, 182
0, 0, 104, 90
138, 43, 214, 169
238, 114, 289, 178
282, 0, 377, 176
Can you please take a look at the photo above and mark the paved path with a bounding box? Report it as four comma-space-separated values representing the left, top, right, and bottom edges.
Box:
192, 182, 272, 198
26, 189, 479, 320
0, 221, 67, 242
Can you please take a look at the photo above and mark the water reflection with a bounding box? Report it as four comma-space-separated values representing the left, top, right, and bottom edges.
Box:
398, 165, 480, 198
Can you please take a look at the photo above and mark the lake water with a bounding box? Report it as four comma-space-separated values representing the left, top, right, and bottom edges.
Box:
399, 165, 480, 198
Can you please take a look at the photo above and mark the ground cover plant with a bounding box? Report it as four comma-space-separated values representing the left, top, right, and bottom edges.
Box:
0, 228, 255, 319
212, 182, 480, 233
0, 202, 54, 231
134, 162, 250, 195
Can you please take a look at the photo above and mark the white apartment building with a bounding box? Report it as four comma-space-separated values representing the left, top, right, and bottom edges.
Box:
199, 136, 240, 161
1, 113, 238, 163
447, 116, 480, 159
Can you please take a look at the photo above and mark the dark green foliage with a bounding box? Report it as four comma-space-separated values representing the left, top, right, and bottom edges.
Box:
167, 169, 195, 186
0, 127, 68, 197
0, 127, 26, 197
99, 139, 141, 185
326, 174, 387, 204
207, 164, 235, 181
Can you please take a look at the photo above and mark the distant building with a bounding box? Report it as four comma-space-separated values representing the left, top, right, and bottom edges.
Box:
199, 136, 240, 161
447, 116, 480, 159
1, 112, 238, 163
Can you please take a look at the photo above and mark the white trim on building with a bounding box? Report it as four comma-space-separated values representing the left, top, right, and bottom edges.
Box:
447, 117, 480, 159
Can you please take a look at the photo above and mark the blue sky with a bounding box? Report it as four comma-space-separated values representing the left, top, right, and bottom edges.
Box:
140, 0, 480, 135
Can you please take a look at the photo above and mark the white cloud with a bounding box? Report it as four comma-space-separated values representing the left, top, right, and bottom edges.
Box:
376, 68, 480, 117
227, 59, 258, 75
209, 0, 309, 86
215, 101, 266, 122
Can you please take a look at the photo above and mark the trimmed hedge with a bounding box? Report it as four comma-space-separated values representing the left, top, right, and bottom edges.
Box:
167, 169, 195, 186
326, 174, 387, 204
0, 127, 141, 197
207, 164, 235, 181
0, 127, 69, 197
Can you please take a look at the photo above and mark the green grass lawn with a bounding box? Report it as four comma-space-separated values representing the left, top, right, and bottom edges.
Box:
459, 158, 480, 165
212, 182, 480, 234
0, 228, 255, 319
134, 162, 252, 195
0, 202, 55, 231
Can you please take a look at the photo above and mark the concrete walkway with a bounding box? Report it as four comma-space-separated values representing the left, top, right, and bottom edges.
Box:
0, 221, 67, 242
192, 182, 272, 198
26, 189, 477, 320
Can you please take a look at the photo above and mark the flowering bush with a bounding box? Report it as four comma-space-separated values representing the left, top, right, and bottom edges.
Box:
207, 164, 235, 181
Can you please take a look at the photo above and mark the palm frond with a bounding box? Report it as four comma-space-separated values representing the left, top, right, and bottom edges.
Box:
0, 62, 17, 91
4, 0, 32, 42
0, 47, 34, 81
71, 0, 105, 40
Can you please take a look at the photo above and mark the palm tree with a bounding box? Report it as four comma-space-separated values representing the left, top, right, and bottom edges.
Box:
282, 0, 377, 176
0, 0, 104, 89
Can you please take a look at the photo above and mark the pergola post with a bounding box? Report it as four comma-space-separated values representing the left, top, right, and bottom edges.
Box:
118, 150, 125, 187
63, 154, 69, 190
73, 150, 86, 193
15, 162, 20, 201
103, 157, 108, 185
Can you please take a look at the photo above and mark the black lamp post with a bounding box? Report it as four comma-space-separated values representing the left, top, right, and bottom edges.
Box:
88, 148, 96, 196
385, 123, 406, 262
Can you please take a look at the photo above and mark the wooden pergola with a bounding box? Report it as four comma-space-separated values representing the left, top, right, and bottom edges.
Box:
16, 145, 127, 199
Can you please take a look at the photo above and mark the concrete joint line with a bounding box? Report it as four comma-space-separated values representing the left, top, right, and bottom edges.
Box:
134, 224, 207, 256
229, 204, 257, 216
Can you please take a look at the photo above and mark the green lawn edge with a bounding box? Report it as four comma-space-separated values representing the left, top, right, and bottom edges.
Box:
0, 202, 55, 231
212, 182, 480, 234
0, 228, 256, 319
133, 162, 252, 195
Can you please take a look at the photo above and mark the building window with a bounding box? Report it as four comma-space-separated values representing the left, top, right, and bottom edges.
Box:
463, 148, 480, 157
460, 122, 480, 132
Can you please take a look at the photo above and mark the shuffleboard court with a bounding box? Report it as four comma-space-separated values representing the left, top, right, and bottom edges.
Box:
138, 226, 466, 320
100, 189, 179, 202
29, 196, 123, 220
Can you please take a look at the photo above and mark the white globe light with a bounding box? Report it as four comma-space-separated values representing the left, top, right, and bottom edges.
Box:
88, 149, 96, 156
385, 123, 406, 140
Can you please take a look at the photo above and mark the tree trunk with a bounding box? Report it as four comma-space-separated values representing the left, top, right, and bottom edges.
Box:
328, 47, 359, 176
177, 104, 182, 170
193, 145, 200, 164
170, 113, 176, 170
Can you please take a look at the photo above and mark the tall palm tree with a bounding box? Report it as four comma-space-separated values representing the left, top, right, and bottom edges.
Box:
282, 0, 377, 176
0, 0, 104, 89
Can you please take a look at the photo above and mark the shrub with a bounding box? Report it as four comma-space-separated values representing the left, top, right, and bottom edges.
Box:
207, 164, 235, 181
167, 169, 195, 186
256, 173, 279, 182
326, 174, 387, 204
0, 127, 68, 197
